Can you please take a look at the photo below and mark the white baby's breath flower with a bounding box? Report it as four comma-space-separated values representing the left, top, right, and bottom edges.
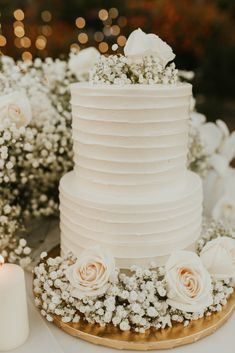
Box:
119, 321, 130, 331
40, 252, 48, 259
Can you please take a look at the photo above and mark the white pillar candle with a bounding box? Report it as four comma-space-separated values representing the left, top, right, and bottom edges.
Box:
0, 255, 29, 351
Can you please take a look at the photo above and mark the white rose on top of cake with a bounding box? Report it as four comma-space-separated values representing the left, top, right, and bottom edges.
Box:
59, 28, 203, 269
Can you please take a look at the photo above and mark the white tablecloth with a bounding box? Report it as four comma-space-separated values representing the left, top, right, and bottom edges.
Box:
5, 272, 234, 353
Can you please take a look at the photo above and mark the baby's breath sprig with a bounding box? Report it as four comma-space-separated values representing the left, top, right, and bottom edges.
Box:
90, 55, 178, 85
34, 222, 234, 333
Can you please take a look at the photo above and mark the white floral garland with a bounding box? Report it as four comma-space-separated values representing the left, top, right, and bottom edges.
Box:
0, 55, 77, 265
34, 222, 235, 333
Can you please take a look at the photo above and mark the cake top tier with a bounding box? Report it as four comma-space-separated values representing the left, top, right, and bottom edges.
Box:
70, 81, 192, 111
90, 28, 178, 85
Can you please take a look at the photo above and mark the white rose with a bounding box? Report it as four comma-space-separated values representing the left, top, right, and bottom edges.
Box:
68, 47, 100, 80
200, 237, 235, 280
165, 251, 213, 312
124, 28, 175, 67
0, 91, 31, 128
66, 246, 115, 299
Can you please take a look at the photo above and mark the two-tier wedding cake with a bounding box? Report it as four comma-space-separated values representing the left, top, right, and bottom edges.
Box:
59, 28, 203, 268
34, 29, 235, 345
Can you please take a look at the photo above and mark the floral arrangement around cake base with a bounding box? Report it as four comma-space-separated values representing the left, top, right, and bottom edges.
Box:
34, 222, 235, 333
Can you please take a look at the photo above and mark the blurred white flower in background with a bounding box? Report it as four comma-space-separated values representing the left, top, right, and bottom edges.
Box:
213, 192, 235, 228
203, 168, 235, 228
68, 47, 100, 80
188, 100, 235, 228
0, 91, 32, 129
196, 118, 235, 227
199, 119, 235, 174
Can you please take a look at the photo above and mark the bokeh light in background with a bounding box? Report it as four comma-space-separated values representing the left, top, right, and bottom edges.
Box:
0, 0, 235, 125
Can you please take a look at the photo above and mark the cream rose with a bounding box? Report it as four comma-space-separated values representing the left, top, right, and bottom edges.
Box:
66, 246, 115, 299
68, 47, 100, 80
165, 251, 213, 312
124, 28, 175, 67
0, 91, 32, 128
200, 237, 235, 280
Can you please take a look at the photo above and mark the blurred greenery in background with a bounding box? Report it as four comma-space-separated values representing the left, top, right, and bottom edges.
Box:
0, 0, 235, 126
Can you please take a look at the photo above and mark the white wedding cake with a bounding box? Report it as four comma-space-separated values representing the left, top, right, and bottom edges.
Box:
59, 29, 203, 268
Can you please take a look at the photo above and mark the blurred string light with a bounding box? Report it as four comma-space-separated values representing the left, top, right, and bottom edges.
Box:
98, 9, 108, 21
13, 9, 24, 21
76, 17, 86, 29
95, 7, 127, 53
20, 36, 31, 48
33, 9, 53, 55
42, 25, 52, 36
103, 26, 111, 36
78, 32, 88, 44
22, 51, 32, 60
35, 35, 47, 50
109, 8, 119, 19
111, 25, 120, 36
14, 38, 21, 48
70, 43, 80, 51
117, 35, 127, 46
13, 20, 23, 28
103, 17, 112, 26
41, 10, 52, 22
0, 35, 7, 47
14, 25, 25, 37
117, 16, 127, 27
12, 8, 33, 60
94, 31, 104, 42
0, 11, 7, 50
99, 41, 108, 53
7, 6, 127, 57
13, 10, 25, 38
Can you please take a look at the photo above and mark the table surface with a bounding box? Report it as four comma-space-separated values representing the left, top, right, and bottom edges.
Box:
6, 272, 234, 353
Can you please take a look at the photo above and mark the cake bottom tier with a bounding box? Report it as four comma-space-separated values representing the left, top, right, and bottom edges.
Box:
59, 171, 202, 268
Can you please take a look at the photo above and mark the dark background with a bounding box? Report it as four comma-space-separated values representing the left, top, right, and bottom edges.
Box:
0, 0, 235, 128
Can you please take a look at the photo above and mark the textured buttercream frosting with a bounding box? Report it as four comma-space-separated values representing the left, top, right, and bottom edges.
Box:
60, 82, 203, 268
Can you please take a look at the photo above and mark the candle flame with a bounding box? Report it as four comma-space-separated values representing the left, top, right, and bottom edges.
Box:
0, 255, 4, 265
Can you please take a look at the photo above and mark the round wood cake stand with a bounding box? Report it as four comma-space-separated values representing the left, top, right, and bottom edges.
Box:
37, 247, 235, 351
